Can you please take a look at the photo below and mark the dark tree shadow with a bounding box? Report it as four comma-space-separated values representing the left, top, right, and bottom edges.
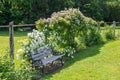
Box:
42, 44, 104, 79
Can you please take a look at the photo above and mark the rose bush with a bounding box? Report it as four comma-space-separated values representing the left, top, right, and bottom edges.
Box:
36, 8, 101, 57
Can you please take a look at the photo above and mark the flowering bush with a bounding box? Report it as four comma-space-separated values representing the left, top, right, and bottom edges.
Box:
17, 29, 48, 60
36, 8, 101, 57
18, 29, 75, 58
19, 9, 102, 59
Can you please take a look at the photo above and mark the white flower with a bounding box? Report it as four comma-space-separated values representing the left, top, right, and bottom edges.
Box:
26, 50, 28, 53
71, 56, 74, 58
24, 41, 29, 46
16, 54, 23, 60
33, 39, 36, 42
27, 33, 32, 38
19, 29, 47, 59
17, 49, 23, 53
38, 37, 42, 42
34, 36, 38, 40
68, 54, 70, 56
33, 29, 37, 32
26, 47, 30, 51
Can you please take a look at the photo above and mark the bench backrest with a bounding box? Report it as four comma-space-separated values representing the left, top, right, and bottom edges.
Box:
30, 47, 53, 61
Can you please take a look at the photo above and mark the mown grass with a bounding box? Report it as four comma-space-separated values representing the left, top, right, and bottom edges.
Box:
0, 31, 30, 52
41, 40, 120, 80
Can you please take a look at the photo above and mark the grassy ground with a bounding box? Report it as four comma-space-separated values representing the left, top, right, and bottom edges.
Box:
41, 40, 120, 80
0, 31, 30, 52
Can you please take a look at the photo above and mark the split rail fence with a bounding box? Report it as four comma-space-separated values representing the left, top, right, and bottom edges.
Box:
97, 21, 120, 37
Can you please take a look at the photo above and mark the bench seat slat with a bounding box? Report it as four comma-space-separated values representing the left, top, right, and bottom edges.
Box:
31, 53, 51, 61
31, 48, 53, 60
32, 54, 64, 66
31, 52, 44, 59
42, 54, 64, 65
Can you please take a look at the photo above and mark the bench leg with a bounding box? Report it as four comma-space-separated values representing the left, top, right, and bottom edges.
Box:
60, 58, 64, 66
51, 61, 54, 66
42, 65, 45, 74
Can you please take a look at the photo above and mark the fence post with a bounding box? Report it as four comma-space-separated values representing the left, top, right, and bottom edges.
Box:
97, 21, 100, 32
113, 21, 116, 37
9, 21, 14, 69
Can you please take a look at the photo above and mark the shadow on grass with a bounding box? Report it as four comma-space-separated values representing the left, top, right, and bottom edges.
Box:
42, 44, 104, 79
65, 44, 103, 66
0, 31, 30, 37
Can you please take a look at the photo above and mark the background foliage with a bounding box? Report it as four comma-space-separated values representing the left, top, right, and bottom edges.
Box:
0, 0, 120, 25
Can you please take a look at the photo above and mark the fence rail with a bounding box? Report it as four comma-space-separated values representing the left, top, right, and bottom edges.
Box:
106, 22, 120, 24
0, 24, 36, 28
0, 25, 9, 27
14, 24, 36, 27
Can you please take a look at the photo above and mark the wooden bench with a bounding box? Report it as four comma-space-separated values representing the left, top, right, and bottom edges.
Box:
29, 47, 64, 73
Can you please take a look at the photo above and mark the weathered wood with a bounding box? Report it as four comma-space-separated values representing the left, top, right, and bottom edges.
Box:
31, 48, 53, 60
106, 22, 119, 24
9, 21, 14, 69
0, 24, 35, 28
113, 21, 116, 37
23, 27, 31, 31
13, 24, 36, 27
0, 25, 9, 28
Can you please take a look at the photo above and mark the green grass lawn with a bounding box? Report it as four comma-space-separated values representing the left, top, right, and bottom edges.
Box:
41, 40, 120, 80
0, 31, 30, 52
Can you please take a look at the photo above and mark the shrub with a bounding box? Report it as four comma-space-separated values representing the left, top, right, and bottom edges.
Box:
0, 50, 12, 79
85, 28, 102, 46
0, 50, 35, 80
105, 26, 115, 40
105, 31, 115, 40
100, 21, 107, 27
36, 8, 99, 57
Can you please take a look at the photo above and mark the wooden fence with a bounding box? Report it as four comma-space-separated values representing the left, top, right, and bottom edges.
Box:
97, 21, 120, 37
0, 21, 36, 69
